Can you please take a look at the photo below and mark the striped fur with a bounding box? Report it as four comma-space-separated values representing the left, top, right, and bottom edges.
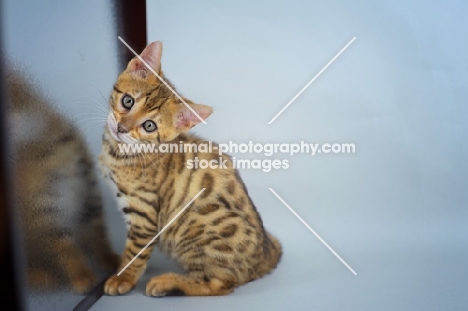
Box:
7, 66, 119, 293
100, 41, 282, 297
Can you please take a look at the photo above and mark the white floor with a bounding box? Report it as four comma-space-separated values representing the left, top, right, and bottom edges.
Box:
4, 0, 468, 310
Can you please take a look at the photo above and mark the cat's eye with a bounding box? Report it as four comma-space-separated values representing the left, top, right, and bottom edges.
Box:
121, 94, 134, 109
143, 120, 157, 132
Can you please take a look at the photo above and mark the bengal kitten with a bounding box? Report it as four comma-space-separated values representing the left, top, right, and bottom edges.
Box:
7, 66, 119, 293
100, 41, 282, 297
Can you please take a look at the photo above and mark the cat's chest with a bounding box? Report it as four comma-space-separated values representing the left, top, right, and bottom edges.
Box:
101, 159, 159, 225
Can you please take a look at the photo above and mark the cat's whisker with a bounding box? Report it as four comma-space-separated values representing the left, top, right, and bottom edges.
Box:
141, 153, 149, 179
84, 123, 106, 132
75, 120, 106, 130
75, 123, 106, 134
73, 111, 107, 128
133, 157, 138, 179
130, 137, 148, 177
130, 151, 137, 179
136, 152, 146, 180
117, 148, 129, 162
74, 97, 109, 116
75, 116, 108, 123
74, 118, 107, 126
74, 101, 101, 106
87, 95, 110, 116
86, 90, 110, 111
74, 117, 106, 125
127, 156, 134, 170
92, 106, 109, 116
142, 151, 157, 168
74, 101, 108, 115
91, 85, 110, 107
128, 136, 139, 144
75, 122, 105, 130
143, 156, 148, 180
85, 106, 108, 117
113, 144, 130, 162
75, 113, 107, 120
73, 112, 107, 119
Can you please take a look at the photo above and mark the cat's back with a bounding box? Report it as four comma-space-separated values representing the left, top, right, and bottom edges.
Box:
7, 66, 92, 226
7, 67, 83, 156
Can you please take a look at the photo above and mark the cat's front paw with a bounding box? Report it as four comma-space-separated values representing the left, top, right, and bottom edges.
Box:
71, 270, 97, 294
104, 274, 135, 296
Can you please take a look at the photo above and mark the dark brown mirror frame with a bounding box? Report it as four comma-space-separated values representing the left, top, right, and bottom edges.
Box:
116, 0, 148, 71
0, 26, 26, 311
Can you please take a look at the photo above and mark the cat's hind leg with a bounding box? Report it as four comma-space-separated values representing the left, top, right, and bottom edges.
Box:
146, 273, 234, 297
27, 267, 59, 292
77, 198, 120, 274
49, 235, 97, 293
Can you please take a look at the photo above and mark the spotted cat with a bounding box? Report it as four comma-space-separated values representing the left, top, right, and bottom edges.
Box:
100, 41, 281, 296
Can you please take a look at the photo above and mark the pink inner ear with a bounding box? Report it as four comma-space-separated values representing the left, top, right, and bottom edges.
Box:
176, 104, 213, 129
128, 41, 162, 75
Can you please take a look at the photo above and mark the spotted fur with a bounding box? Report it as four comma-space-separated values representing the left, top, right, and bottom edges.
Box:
100, 41, 282, 297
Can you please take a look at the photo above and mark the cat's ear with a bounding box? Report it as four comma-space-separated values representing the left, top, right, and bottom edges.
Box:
127, 41, 163, 76
175, 103, 213, 131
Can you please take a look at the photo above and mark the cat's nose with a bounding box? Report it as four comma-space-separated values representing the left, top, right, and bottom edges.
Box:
117, 123, 128, 133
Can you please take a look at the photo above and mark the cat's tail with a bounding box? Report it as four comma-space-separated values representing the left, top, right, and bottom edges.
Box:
260, 231, 282, 275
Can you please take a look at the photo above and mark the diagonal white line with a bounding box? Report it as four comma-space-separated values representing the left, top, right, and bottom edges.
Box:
268, 37, 356, 124
118, 36, 207, 125
117, 188, 206, 276
268, 188, 357, 276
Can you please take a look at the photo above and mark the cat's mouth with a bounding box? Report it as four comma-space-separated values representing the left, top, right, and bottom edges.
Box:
106, 113, 120, 140
107, 113, 134, 144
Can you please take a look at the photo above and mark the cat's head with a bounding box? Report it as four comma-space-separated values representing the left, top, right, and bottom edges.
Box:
106, 41, 212, 144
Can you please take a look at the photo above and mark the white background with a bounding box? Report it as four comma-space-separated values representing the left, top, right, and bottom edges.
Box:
3, 0, 468, 310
